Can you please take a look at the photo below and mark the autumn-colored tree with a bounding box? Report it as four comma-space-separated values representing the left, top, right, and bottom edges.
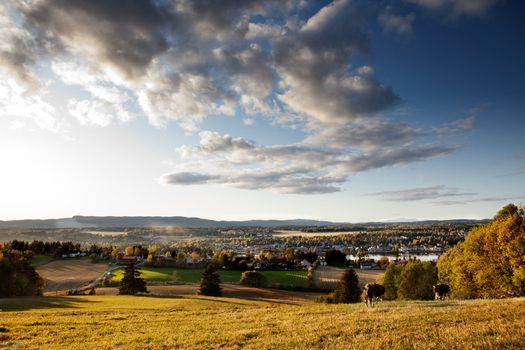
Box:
438, 204, 525, 298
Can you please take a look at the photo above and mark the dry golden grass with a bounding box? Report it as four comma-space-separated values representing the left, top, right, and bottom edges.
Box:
1, 295, 524, 349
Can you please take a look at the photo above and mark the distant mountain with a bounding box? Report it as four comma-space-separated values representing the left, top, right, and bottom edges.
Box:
0, 215, 340, 229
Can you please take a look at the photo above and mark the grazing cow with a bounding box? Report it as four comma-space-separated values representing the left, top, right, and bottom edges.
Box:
433, 284, 450, 301
362, 283, 386, 307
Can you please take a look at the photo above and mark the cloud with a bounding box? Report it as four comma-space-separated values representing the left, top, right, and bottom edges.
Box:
162, 131, 455, 194
274, 0, 399, 124
366, 185, 476, 201
304, 119, 423, 150
0, 0, 406, 134
406, 0, 500, 17
435, 195, 525, 206
378, 9, 416, 37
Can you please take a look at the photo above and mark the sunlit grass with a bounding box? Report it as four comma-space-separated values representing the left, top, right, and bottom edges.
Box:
110, 267, 309, 287
1, 296, 524, 349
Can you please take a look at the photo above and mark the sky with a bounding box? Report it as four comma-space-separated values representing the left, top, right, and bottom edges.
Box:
0, 0, 524, 222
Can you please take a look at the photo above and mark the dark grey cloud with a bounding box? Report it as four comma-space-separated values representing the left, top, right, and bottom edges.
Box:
22, 0, 172, 79
366, 185, 476, 201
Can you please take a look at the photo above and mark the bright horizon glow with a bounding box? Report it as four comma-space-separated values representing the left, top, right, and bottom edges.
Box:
1, 1, 524, 222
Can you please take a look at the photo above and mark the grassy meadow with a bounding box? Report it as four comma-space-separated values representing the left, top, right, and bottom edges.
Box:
110, 267, 309, 287
1, 295, 524, 349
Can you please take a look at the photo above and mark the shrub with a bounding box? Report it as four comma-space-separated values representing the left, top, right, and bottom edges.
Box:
240, 271, 268, 288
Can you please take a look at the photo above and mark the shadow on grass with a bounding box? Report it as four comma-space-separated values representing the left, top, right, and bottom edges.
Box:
0, 296, 100, 312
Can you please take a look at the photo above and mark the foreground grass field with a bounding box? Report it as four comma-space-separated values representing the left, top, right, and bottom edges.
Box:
110, 267, 310, 287
1, 296, 524, 349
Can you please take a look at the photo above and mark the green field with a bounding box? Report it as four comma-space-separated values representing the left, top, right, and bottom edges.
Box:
110, 267, 309, 287
30, 255, 54, 267
0, 296, 524, 349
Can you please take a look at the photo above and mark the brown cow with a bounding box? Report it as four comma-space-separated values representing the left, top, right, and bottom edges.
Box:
433, 284, 450, 301
362, 283, 385, 307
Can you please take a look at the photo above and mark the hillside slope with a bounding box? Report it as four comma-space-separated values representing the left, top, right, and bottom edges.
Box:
0, 296, 524, 349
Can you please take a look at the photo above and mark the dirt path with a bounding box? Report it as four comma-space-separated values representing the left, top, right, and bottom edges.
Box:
36, 259, 109, 292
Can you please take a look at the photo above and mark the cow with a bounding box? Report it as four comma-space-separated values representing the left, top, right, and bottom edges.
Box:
362, 283, 385, 307
433, 283, 450, 301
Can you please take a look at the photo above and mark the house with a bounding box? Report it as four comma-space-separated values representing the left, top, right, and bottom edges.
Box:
360, 262, 375, 270
117, 256, 138, 265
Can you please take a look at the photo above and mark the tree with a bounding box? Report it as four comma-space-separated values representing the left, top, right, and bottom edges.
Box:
438, 203, 525, 298
337, 268, 361, 303
325, 249, 347, 267
0, 250, 44, 297
397, 261, 437, 300
382, 263, 403, 300
119, 262, 148, 295
240, 271, 268, 288
199, 263, 222, 296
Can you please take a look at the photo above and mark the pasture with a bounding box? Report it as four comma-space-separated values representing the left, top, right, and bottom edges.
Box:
0, 295, 524, 349
109, 267, 310, 287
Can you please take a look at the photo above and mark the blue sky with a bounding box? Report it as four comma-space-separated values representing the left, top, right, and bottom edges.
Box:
0, 0, 524, 221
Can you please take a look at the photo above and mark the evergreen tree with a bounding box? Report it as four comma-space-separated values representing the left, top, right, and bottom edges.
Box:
199, 263, 222, 296
337, 268, 361, 303
119, 262, 148, 295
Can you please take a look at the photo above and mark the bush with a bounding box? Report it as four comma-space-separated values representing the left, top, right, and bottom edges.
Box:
240, 271, 268, 288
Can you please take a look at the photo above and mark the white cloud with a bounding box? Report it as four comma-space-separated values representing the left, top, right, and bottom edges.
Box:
162, 130, 455, 194
378, 10, 416, 37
